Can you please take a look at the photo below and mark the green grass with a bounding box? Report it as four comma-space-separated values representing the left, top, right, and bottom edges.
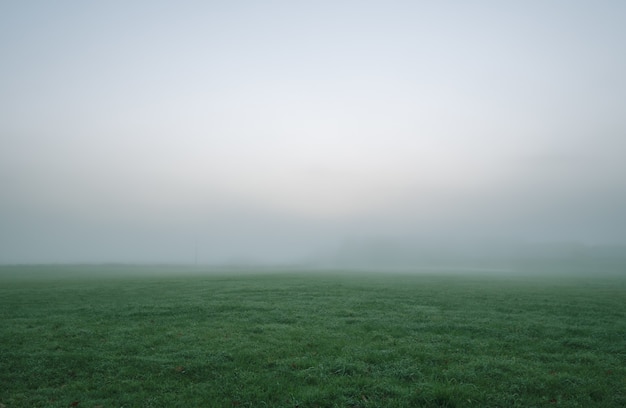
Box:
1, 266, 625, 407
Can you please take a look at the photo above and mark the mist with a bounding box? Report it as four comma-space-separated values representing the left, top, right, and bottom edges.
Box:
2, 1, 625, 267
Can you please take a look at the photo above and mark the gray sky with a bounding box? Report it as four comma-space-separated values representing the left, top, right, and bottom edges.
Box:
1, 1, 625, 264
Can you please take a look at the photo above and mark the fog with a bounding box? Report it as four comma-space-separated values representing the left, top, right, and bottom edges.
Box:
1, 2, 625, 266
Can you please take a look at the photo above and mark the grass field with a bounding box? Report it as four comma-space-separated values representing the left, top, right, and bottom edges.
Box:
1, 265, 625, 407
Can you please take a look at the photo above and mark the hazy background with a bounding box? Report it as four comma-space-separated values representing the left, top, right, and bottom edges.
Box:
2, 1, 625, 265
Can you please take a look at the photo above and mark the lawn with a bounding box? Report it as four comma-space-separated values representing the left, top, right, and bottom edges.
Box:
1, 266, 624, 407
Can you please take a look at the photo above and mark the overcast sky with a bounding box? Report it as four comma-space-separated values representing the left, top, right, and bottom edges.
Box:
1, 1, 625, 263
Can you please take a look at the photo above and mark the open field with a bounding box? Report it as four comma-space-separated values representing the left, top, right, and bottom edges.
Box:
1, 266, 625, 407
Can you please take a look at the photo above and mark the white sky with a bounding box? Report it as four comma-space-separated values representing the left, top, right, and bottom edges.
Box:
1, 1, 625, 263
